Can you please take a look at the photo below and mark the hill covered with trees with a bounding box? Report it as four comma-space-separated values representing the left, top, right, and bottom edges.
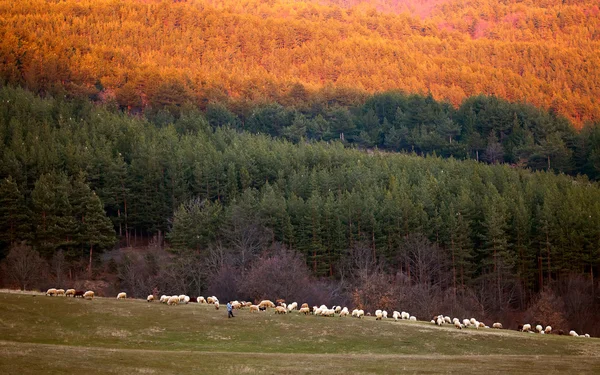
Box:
1, 87, 599, 334
1, 0, 599, 125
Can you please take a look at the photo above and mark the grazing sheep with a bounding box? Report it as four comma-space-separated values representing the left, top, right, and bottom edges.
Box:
197, 296, 206, 304
382, 310, 388, 319
275, 306, 287, 314
65, 289, 76, 297
83, 291, 94, 300
469, 318, 477, 326
536, 325, 543, 333
545, 326, 552, 334
522, 324, 532, 332
56, 289, 65, 296
117, 292, 127, 299
375, 310, 383, 320
250, 305, 259, 312
147, 295, 154, 302
276, 299, 286, 306
569, 330, 579, 337
178, 295, 187, 303
301, 303, 309, 309
492, 322, 503, 329
258, 300, 276, 309
357, 310, 365, 319
339, 307, 349, 317
584, 334, 590, 338
323, 309, 335, 317
436, 316, 444, 326
288, 302, 298, 312
401, 312, 410, 320
167, 296, 179, 305
299, 307, 310, 315
319, 305, 328, 311
231, 301, 241, 309
444, 316, 451, 324
46, 288, 57, 296
207, 296, 216, 304
183, 296, 190, 304
392, 311, 400, 321
352, 309, 359, 317
454, 320, 462, 329
334, 306, 341, 314
463, 319, 471, 328
409, 316, 417, 321
478, 322, 485, 329
160, 295, 169, 303
215, 302, 220, 310
74, 290, 85, 298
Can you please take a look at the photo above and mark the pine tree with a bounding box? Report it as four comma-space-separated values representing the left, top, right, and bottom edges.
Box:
82, 191, 116, 277
0, 177, 30, 257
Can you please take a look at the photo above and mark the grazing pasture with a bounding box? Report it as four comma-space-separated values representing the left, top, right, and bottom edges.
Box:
0, 292, 599, 374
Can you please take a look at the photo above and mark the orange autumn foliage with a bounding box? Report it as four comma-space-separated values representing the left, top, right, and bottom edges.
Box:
0, 0, 598, 126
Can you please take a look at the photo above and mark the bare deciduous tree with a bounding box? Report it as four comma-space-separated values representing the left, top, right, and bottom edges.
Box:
1, 243, 44, 290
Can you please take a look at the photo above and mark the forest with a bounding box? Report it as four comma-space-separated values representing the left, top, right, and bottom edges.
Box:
1, 86, 599, 335
1, 0, 599, 125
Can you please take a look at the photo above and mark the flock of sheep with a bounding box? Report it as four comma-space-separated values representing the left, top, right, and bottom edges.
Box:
45, 287, 592, 338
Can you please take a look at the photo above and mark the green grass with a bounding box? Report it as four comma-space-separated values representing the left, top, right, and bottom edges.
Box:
0, 291, 599, 374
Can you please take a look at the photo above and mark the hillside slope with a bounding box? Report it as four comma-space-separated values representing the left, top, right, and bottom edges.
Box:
0, 292, 599, 374
0, 0, 599, 125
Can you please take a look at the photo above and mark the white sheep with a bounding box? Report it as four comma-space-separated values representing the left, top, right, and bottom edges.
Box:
160, 295, 168, 303
409, 316, 417, 321
288, 302, 298, 312
214, 301, 220, 310
357, 309, 365, 319
197, 296, 206, 304
492, 322, 503, 329
323, 309, 335, 317
167, 296, 179, 305
352, 309, 359, 317
178, 295, 186, 303
522, 324, 532, 332
183, 295, 190, 304
65, 289, 76, 297
569, 330, 579, 337
56, 289, 65, 296
478, 322, 485, 329
319, 304, 328, 311
117, 292, 127, 299
207, 296, 216, 304
454, 320, 462, 329
46, 288, 57, 296
444, 316, 451, 324
463, 319, 471, 328
335, 306, 341, 314
382, 310, 388, 319
401, 311, 410, 320
470, 318, 477, 325
339, 307, 349, 317
536, 325, 543, 333
392, 311, 400, 321
250, 305, 259, 312
584, 334, 590, 338
545, 326, 552, 334
147, 295, 154, 302
83, 291, 94, 300
375, 310, 383, 320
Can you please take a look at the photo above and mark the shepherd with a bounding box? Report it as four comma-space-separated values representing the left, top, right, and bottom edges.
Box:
227, 301, 234, 318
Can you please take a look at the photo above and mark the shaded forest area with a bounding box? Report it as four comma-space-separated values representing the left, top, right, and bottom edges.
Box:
0, 86, 599, 335
1, 0, 599, 125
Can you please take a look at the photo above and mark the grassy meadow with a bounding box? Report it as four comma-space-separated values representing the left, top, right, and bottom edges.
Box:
0, 291, 599, 374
